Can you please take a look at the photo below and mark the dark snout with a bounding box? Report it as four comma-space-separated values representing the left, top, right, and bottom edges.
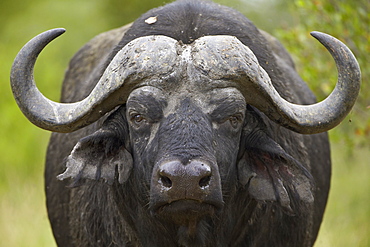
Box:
150, 158, 224, 220
159, 159, 212, 192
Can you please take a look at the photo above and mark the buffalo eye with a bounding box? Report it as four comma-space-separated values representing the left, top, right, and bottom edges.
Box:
228, 114, 243, 128
133, 114, 144, 123
129, 113, 147, 128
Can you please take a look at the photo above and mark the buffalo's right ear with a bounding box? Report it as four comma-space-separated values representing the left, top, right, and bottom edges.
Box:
57, 107, 133, 185
237, 106, 314, 215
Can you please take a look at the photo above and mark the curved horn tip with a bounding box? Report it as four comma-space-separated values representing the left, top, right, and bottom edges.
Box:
309, 31, 346, 47
310, 31, 337, 44
31, 28, 67, 45
310, 31, 325, 39
51, 27, 66, 34
42, 28, 66, 38
25, 28, 67, 41
49, 27, 66, 32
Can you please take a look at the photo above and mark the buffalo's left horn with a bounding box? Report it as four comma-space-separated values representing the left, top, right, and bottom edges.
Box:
11, 28, 177, 132
253, 32, 361, 134
193, 33, 360, 134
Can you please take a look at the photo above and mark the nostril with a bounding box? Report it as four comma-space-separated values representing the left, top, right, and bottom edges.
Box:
199, 175, 211, 188
159, 175, 172, 188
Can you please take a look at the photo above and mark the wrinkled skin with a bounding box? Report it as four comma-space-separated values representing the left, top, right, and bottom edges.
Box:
45, 1, 331, 246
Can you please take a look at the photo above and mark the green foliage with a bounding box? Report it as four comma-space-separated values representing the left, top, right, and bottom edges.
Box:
273, 0, 370, 150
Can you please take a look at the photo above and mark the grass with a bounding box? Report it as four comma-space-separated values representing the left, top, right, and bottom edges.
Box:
314, 140, 370, 247
0, 176, 55, 247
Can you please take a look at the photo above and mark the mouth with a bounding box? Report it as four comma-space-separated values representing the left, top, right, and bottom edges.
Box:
151, 199, 222, 225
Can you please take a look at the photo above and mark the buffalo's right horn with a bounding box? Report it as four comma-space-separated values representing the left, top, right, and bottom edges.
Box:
11, 28, 178, 133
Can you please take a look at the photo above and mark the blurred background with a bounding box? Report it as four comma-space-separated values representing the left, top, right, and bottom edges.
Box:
0, 0, 368, 246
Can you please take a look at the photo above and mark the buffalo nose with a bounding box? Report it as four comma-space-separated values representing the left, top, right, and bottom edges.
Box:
150, 158, 224, 212
158, 160, 212, 192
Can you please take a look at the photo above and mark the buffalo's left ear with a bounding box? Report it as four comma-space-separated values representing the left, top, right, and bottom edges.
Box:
237, 106, 314, 214
57, 107, 133, 185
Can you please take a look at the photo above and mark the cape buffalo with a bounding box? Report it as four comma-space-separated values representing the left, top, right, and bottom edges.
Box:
11, 0, 360, 246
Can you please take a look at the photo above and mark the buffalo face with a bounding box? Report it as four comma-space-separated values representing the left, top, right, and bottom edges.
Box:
126, 85, 246, 224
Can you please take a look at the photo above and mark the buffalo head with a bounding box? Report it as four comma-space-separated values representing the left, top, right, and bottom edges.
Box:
11, 22, 360, 244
